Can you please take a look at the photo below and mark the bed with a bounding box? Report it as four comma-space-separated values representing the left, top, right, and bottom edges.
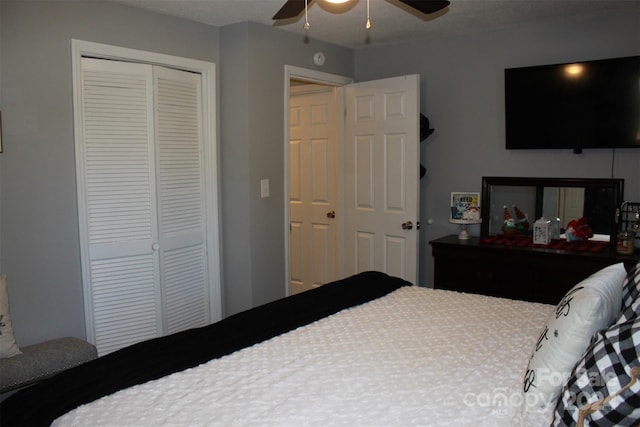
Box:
1, 266, 638, 426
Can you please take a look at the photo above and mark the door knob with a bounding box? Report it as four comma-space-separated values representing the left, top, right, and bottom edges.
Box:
326, 211, 336, 219
401, 221, 413, 230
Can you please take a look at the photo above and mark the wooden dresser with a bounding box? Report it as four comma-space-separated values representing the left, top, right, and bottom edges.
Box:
430, 235, 639, 305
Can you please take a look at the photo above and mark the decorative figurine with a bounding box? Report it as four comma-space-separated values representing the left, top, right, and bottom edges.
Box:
513, 205, 530, 232
502, 205, 518, 239
565, 217, 593, 241
462, 205, 481, 221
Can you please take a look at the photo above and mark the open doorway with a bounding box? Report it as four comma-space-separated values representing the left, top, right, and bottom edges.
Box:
289, 81, 338, 294
284, 69, 421, 295
283, 66, 352, 296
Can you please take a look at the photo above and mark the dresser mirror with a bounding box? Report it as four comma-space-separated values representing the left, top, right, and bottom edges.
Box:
480, 177, 624, 241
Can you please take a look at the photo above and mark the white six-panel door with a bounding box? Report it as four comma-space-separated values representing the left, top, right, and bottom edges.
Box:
289, 85, 338, 294
344, 75, 420, 284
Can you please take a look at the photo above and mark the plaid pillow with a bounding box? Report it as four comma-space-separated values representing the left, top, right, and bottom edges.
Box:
552, 305, 640, 426
619, 261, 640, 317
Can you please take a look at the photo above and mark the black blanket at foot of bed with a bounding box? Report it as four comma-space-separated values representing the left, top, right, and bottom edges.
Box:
1, 271, 410, 426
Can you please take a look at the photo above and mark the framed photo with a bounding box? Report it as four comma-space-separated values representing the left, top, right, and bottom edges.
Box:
450, 192, 480, 219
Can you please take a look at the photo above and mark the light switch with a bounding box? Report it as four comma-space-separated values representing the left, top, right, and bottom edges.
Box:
260, 179, 270, 198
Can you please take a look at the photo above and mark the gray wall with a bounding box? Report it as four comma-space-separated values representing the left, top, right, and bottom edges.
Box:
219, 22, 353, 316
0, 1, 354, 346
0, 0, 222, 346
355, 10, 640, 286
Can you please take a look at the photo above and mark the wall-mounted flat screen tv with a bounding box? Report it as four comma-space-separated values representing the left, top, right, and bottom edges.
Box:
505, 55, 639, 152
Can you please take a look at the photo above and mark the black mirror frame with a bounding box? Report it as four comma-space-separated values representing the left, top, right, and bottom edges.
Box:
480, 177, 624, 243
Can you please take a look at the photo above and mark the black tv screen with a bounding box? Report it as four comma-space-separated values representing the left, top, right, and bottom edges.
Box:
505, 55, 639, 151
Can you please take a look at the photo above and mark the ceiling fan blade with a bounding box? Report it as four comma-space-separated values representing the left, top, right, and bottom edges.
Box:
397, 0, 451, 15
273, 0, 311, 20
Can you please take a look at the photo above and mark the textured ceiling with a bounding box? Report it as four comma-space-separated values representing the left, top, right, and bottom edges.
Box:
111, 0, 640, 48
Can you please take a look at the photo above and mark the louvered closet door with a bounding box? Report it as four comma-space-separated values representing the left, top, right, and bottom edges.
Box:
78, 59, 211, 355
154, 66, 210, 334
79, 58, 162, 355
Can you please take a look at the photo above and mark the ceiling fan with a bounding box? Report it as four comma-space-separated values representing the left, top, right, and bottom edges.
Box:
273, 0, 451, 20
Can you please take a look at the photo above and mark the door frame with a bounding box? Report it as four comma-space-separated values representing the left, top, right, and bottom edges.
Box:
71, 40, 223, 336
283, 66, 352, 296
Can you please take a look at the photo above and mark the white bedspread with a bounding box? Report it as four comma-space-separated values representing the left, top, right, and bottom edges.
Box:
54, 287, 555, 426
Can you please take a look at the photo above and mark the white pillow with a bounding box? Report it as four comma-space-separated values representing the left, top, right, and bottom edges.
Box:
0, 274, 22, 358
523, 263, 626, 411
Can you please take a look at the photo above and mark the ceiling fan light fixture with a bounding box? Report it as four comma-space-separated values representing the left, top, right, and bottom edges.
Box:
303, 0, 310, 30
273, 0, 449, 21
365, 0, 371, 29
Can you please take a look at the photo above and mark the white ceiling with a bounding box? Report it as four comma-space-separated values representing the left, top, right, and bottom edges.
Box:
111, 0, 639, 49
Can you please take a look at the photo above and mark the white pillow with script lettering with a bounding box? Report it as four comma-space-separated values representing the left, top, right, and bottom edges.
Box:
523, 263, 626, 411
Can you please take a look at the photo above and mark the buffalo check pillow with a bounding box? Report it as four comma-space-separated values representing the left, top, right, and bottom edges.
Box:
523, 263, 627, 411
552, 296, 640, 426
619, 261, 640, 323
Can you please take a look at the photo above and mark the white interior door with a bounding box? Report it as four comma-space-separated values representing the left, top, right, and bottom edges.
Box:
289, 85, 338, 294
344, 75, 420, 284
76, 55, 219, 355
558, 187, 585, 226
154, 66, 211, 334
78, 58, 162, 355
